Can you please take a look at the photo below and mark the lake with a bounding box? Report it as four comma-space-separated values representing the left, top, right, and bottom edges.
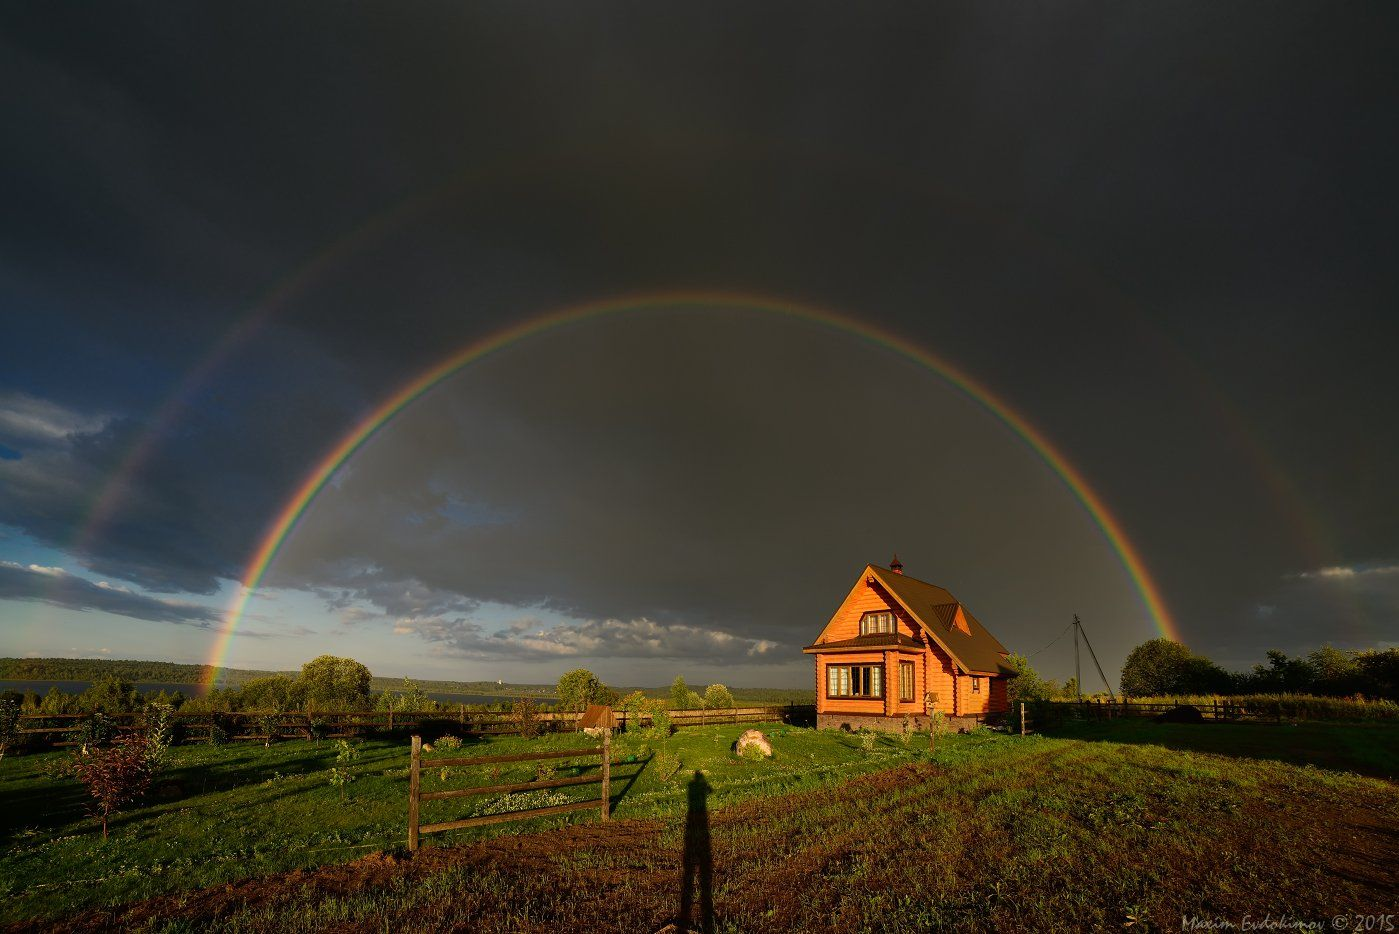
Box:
0, 680, 554, 707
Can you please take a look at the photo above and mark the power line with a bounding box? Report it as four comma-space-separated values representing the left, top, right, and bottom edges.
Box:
1027, 621, 1074, 658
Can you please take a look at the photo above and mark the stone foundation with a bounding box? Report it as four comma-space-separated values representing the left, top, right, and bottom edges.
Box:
817, 712, 1000, 733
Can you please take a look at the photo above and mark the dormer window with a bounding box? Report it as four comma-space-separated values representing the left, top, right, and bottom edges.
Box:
860, 611, 895, 635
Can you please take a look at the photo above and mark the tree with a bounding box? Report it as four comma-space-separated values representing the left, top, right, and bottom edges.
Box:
1120, 638, 1228, 696
237, 675, 299, 711
556, 669, 610, 712
69, 734, 157, 839
296, 656, 372, 709
702, 684, 735, 710
670, 676, 690, 711
1004, 654, 1056, 705
82, 676, 139, 713
1247, 650, 1315, 694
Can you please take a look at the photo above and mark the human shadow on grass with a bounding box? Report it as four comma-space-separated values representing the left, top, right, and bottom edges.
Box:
676, 769, 714, 934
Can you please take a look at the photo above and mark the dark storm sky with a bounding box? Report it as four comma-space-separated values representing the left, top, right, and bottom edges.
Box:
1, 3, 1396, 685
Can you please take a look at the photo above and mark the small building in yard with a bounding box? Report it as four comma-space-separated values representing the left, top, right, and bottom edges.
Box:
804, 557, 1016, 732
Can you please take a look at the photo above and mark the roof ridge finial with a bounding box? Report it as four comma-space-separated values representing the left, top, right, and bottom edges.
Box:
890, 553, 903, 574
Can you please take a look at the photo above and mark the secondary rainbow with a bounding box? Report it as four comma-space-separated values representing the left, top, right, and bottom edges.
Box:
205, 291, 1180, 687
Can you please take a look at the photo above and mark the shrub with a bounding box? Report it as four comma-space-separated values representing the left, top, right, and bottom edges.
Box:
513, 697, 540, 738
651, 709, 672, 736
653, 751, 681, 782
703, 684, 735, 710
0, 696, 19, 761
859, 730, 877, 754
898, 716, 914, 746
474, 788, 573, 817
256, 714, 281, 747
327, 739, 359, 799
436, 734, 463, 751
739, 742, 766, 761
207, 718, 230, 746
79, 712, 116, 749
69, 734, 157, 839
144, 701, 177, 764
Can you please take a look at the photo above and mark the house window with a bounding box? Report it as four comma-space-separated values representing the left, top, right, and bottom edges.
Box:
859, 611, 895, 635
826, 664, 883, 698
972, 676, 982, 693
899, 661, 915, 702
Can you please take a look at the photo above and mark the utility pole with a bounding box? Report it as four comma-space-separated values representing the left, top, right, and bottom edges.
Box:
1072, 614, 1118, 703
1073, 615, 1082, 702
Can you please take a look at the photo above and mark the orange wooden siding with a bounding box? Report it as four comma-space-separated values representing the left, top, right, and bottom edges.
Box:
811, 566, 1010, 720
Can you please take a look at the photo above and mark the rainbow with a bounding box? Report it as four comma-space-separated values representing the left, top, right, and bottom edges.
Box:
205, 291, 1181, 687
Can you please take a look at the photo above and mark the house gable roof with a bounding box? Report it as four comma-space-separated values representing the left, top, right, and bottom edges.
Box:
809, 564, 1016, 676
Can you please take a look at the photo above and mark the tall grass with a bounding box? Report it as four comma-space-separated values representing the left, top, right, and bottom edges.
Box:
1121, 693, 1399, 721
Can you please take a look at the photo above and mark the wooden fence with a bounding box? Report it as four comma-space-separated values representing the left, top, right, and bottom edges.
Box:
408, 732, 610, 851
13, 704, 814, 748
1037, 699, 1296, 725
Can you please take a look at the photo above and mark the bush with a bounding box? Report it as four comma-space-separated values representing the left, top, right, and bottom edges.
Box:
207, 718, 230, 746
144, 701, 178, 764
69, 734, 157, 839
703, 684, 735, 710
79, 713, 116, 748
653, 751, 681, 782
513, 697, 540, 738
436, 734, 463, 751
327, 739, 359, 799
859, 730, 877, 754
0, 696, 20, 760
474, 788, 572, 817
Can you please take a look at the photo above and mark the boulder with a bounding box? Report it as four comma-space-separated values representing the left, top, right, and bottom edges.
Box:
1154, 704, 1205, 724
735, 728, 773, 759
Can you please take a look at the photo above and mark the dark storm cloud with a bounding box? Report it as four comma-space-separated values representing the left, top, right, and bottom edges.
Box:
0, 560, 219, 627
1, 3, 1396, 677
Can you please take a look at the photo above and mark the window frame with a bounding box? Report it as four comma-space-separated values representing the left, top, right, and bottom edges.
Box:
825, 663, 885, 699
899, 660, 915, 702
972, 675, 982, 693
859, 610, 896, 636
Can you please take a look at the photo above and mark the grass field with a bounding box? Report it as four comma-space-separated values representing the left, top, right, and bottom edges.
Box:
3, 721, 1396, 931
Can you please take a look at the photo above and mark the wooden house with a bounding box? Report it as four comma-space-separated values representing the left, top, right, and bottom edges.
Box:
804, 556, 1015, 731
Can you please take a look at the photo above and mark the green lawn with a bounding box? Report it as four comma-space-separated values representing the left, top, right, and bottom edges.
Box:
0, 724, 925, 923
3, 722, 1396, 930
1044, 718, 1399, 779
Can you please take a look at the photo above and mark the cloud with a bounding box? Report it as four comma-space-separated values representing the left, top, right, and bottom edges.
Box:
0, 560, 221, 626
390, 613, 785, 664
0, 392, 108, 445
1296, 564, 1399, 581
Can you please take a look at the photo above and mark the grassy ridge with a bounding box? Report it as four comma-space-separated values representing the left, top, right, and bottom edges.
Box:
0, 657, 814, 704
0, 658, 273, 687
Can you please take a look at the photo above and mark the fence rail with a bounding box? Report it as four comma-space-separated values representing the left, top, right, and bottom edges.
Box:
1036, 699, 1304, 724
13, 704, 814, 747
408, 733, 611, 851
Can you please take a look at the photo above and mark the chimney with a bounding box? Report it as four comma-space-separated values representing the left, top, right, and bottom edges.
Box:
890, 553, 903, 574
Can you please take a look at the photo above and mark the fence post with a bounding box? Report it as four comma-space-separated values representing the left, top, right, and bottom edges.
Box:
1020, 702, 1026, 737
408, 734, 421, 852
388, 707, 394, 732
459, 703, 465, 725
600, 729, 611, 821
